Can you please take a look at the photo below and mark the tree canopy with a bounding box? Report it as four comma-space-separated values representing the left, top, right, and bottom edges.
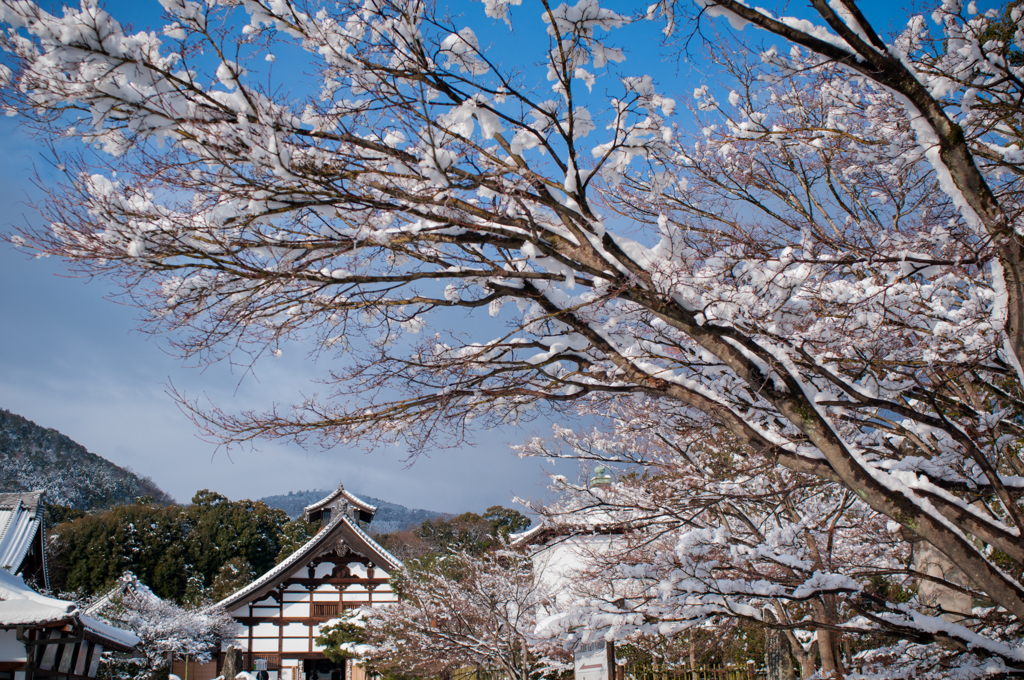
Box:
49, 490, 315, 603
5, 0, 1024, 676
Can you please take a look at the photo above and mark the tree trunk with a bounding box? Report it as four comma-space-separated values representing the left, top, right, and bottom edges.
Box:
912, 537, 973, 621
811, 600, 843, 679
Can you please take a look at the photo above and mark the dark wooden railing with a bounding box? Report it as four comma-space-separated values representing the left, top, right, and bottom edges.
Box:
312, 603, 340, 618
243, 653, 281, 671
628, 664, 764, 680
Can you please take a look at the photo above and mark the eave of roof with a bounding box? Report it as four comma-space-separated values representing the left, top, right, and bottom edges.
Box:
509, 523, 548, 549
213, 514, 402, 612
0, 562, 137, 649
81, 614, 140, 651
510, 522, 627, 550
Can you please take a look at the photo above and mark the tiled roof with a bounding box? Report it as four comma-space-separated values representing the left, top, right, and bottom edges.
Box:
0, 490, 46, 585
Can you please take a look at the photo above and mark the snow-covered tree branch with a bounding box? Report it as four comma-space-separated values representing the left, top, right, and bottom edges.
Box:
318, 550, 565, 679
3, 0, 1024, 676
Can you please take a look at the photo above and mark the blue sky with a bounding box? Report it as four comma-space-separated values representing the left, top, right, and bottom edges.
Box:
0, 0, 917, 512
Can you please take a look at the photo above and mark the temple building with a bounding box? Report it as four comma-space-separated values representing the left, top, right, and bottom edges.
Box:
205, 483, 402, 680
0, 492, 49, 591
0, 491, 138, 680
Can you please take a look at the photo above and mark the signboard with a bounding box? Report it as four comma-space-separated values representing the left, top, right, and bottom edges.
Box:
255, 659, 268, 671
574, 641, 612, 680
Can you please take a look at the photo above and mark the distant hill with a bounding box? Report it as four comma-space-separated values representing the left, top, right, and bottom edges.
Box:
0, 409, 175, 510
260, 488, 446, 534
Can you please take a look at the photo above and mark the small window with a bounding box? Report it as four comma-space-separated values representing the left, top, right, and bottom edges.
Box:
312, 603, 339, 618
322, 509, 331, 523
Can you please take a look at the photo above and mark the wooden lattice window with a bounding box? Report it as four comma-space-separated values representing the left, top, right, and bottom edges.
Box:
312, 603, 339, 618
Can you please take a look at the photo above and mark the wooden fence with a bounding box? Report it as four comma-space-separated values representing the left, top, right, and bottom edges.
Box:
447, 663, 766, 680
627, 664, 765, 680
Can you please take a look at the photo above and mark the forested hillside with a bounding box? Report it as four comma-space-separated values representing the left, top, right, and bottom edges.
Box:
259, 489, 446, 534
0, 409, 174, 509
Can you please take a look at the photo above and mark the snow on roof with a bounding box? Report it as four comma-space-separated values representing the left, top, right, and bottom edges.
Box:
81, 614, 140, 649
0, 564, 138, 649
213, 513, 402, 612
509, 523, 548, 548
84, 571, 163, 618
511, 505, 630, 550
303, 482, 377, 518
343, 514, 403, 570
0, 490, 45, 580
0, 567, 74, 626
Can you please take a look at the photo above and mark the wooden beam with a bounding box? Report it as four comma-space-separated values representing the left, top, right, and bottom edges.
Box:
281, 577, 389, 588
236, 615, 374, 626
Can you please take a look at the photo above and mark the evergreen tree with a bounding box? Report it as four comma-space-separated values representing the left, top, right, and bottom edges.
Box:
49, 490, 299, 603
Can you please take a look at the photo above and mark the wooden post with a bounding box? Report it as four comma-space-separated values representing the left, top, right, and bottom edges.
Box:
606, 643, 615, 680
22, 627, 33, 680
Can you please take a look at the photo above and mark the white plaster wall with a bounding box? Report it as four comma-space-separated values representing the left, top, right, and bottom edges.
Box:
0, 630, 27, 662
282, 639, 309, 653
251, 639, 278, 653
533, 535, 619, 614
282, 602, 310, 617
252, 623, 278, 637
282, 623, 308, 637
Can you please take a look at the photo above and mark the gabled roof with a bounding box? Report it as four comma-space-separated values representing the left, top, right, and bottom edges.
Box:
84, 571, 162, 618
303, 483, 377, 523
0, 490, 47, 586
214, 513, 402, 612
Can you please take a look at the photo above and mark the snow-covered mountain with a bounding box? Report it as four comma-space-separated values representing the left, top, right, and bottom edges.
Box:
259, 488, 446, 534
0, 409, 175, 509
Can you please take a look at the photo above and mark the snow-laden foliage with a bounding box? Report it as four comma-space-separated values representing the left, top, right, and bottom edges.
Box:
89, 572, 238, 677
519, 408, 976, 678
3, 0, 1024, 676
318, 550, 567, 679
